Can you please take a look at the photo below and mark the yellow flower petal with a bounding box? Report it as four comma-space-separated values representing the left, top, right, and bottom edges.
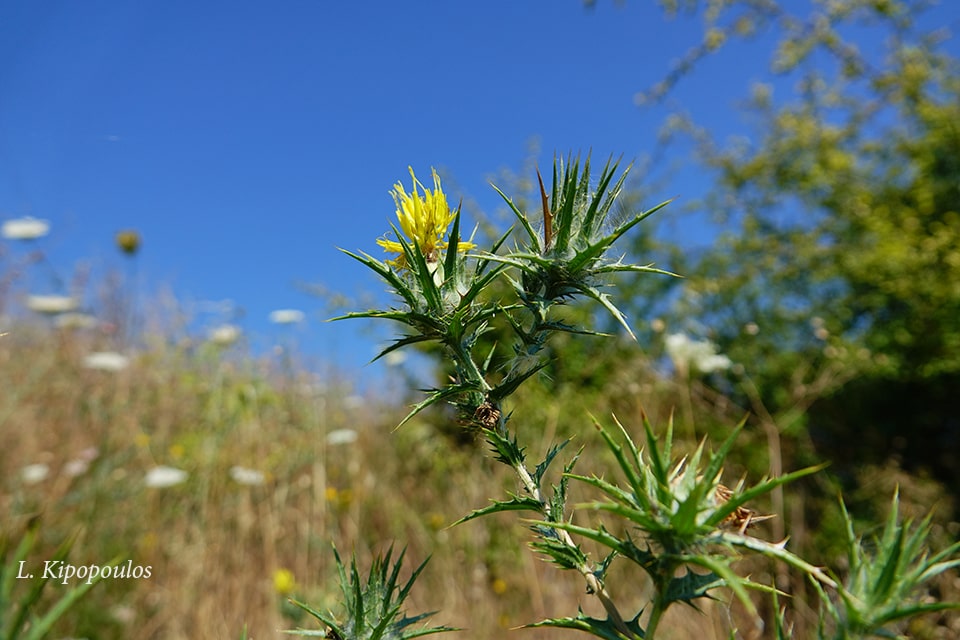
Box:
379, 167, 472, 269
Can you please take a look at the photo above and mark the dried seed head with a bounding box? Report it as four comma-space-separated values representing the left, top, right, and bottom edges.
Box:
715, 483, 775, 531
116, 229, 141, 256
473, 401, 501, 429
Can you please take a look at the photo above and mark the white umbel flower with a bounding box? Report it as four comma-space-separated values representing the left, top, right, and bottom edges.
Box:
83, 351, 131, 372
665, 332, 732, 374
26, 294, 79, 315
209, 324, 241, 345
229, 465, 266, 486
145, 465, 188, 488
268, 309, 305, 324
326, 428, 358, 445
21, 463, 50, 484
2, 217, 50, 240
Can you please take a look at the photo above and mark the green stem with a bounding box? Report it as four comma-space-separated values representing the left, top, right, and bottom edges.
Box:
451, 340, 490, 393
511, 457, 635, 639
458, 296, 637, 637
644, 592, 667, 639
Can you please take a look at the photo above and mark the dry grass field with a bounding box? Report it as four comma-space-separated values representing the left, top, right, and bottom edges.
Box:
2, 282, 957, 640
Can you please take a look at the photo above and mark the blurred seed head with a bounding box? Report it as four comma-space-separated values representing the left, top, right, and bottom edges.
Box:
115, 229, 142, 256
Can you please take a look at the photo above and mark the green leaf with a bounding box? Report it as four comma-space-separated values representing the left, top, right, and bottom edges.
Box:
449, 494, 545, 526
596, 417, 650, 510
580, 156, 624, 240
677, 553, 757, 617
538, 520, 657, 572
336, 247, 420, 309
19, 559, 116, 640
641, 411, 672, 489
871, 523, 905, 606
489, 360, 550, 402
285, 598, 343, 637
491, 184, 542, 253
570, 282, 637, 340
396, 382, 481, 429
713, 531, 837, 588
566, 200, 672, 275
549, 448, 583, 524
369, 334, 437, 363
527, 607, 646, 640
662, 568, 726, 606
533, 439, 571, 489
529, 525, 589, 571
442, 204, 462, 281
483, 427, 526, 467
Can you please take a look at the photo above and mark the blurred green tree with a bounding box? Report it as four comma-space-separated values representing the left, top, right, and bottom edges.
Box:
623, 0, 960, 492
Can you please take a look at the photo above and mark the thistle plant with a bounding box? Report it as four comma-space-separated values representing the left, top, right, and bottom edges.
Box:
813, 492, 960, 639
285, 546, 454, 640
317, 154, 960, 638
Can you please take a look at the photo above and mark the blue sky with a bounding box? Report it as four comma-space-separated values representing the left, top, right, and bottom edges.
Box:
1, 1, 956, 383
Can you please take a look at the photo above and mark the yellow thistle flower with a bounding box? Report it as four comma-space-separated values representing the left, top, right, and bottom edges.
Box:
377, 167, 474, 269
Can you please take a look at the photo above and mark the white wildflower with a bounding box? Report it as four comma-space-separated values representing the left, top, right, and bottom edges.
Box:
83, 351, 131, 372
26, 294, 79, 315
2, 217, 50, 240
64, 459, 91, 477
696, 353, 733, 373
64, 447, 99, 476
326, 428, 358, 445
665, 332, 732, 374
268, 309, 305, 324
144, 465, 188, 488
229, 465, 266, 486
21, 463, 50, 484
209, 324, 241, 345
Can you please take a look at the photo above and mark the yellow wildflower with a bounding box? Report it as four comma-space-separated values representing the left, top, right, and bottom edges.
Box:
273, 568, 296, 595
377, 167, 474, 269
